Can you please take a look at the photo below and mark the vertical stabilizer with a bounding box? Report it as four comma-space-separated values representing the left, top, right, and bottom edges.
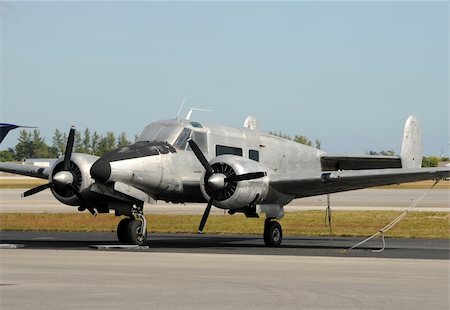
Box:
400, 115, 422, 168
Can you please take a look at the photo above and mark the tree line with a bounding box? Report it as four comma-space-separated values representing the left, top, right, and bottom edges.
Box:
270, 131, 322, 149
0, 129, 447, 168
0, 128, 135, 161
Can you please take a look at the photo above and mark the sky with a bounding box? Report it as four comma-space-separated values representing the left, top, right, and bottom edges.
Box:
0, 1, 448, 156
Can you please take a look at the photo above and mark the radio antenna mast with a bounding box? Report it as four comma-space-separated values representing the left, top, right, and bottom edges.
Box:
176, 98, 186, 120
186, 108, 212, 120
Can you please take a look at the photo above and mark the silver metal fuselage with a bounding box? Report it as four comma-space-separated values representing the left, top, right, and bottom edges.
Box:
107, 119, 324, 207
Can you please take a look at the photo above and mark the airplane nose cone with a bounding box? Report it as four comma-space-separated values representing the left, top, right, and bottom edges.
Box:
208, 173, 226, 190
53, 170, 74, 186
90, 158, 111, 183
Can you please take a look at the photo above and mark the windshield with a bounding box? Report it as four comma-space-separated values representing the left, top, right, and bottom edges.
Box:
173, 128, 192, 150
137, 124, 180, 143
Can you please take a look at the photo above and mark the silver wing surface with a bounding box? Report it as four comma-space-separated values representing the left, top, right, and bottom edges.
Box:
269, 167, 450, 198
0, 162, 50, 180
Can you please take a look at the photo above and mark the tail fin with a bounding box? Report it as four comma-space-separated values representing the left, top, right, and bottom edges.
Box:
400, 115, 422, 168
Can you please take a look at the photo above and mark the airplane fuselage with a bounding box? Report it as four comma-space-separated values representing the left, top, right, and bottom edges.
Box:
93, 119, 324, 206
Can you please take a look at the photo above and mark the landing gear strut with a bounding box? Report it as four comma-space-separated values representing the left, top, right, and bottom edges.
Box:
263, 218, 282, 247
116, 205, 147, 246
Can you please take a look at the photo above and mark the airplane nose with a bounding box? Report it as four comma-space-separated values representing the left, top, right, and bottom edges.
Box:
90, 158, 111, 183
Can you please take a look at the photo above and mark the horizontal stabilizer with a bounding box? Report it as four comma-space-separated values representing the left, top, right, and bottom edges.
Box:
321, 155, 401, 171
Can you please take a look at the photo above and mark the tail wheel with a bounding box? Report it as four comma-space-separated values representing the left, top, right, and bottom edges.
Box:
264, 219, 282, 247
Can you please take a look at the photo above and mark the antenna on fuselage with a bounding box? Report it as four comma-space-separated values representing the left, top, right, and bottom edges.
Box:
186, 108, 212, 120
176, 97, 186, 120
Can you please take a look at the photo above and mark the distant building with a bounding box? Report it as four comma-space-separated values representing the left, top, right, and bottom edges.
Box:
24, 158, 56, 168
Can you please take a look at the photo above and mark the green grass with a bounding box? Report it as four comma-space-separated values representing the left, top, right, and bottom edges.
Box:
1, 211, 449, 239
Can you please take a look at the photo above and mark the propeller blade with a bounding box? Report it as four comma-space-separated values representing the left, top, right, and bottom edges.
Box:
198, 197, 214, 234
22, 183, 52, 197
63, 127, 76, 170
68, 184, 86, 205
69, 185, 98, 216
188, 139, 213, 175
225, 172, 266, 183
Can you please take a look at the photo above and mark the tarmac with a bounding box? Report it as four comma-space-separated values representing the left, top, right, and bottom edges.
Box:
1, 231, 449, 309
1, 187, 449, 309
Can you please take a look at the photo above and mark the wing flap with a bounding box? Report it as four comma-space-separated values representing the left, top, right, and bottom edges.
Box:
270, 167, 449, 198
0, 162, 50, 179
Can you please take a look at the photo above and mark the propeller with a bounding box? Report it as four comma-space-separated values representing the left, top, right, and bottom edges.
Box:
21, 127, 95, 215
22, 127, 76, 197
188, 139, 266, 234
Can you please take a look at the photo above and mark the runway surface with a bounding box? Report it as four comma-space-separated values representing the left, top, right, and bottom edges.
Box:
1, 186, 449, 309
1, 232, 449, 310
1, 188, 449, 213
1, 231, 449, 260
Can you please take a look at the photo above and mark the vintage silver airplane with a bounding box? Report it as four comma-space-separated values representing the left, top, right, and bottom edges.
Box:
0, 115, 448, 246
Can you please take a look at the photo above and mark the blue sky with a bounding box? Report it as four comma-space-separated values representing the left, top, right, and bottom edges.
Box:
0, 1, 448, 156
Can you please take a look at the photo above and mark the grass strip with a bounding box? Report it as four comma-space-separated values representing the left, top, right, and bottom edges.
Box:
0, 179, 47, 189
1, 211, 448, 239
1, 179, 448, 189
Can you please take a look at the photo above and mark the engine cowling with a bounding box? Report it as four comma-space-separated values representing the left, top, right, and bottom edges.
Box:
49, 153, 98, 206
200, 155, 270, 210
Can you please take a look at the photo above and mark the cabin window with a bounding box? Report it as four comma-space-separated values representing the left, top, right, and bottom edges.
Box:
192, 131, 208, 153
216, 145, 243, 157
249, 150, 259, 162
174, 128, 192, 150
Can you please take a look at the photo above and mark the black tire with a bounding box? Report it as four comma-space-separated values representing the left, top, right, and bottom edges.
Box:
117, 218, 131, 244
127, 219, 147, 246
263, 220, 282, 247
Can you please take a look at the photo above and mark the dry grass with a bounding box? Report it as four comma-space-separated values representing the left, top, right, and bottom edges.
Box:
375, 180, 450, 189
0, 178, 47, 189
1, 211, 448, 239
1, 178, 448, 189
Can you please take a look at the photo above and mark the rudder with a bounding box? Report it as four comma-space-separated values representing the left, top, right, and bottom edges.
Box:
400, 115, 422, 168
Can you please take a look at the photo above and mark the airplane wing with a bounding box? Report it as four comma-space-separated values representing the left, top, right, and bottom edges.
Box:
0, 123, 36, 144
269, 167, 449, 199
0, 162, 50, 179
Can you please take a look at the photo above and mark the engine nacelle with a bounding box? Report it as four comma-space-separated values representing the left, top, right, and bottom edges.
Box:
49, 153, 98, 206
200, 155, 270, 210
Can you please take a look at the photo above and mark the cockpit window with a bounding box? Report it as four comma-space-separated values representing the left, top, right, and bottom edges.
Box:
137, 124, 179, 143
174, 128, 192, 150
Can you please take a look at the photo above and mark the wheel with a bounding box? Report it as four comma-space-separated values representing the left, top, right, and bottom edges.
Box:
127, 219, 147, 246
263, 220, 282, 247
117, 218, 131, 244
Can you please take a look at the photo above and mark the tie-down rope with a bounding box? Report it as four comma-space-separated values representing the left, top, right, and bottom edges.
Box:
349, 180, 439, 252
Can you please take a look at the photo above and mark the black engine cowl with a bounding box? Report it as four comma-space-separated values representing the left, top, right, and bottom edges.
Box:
200, 155, 270, 210
50, 153, 98, 206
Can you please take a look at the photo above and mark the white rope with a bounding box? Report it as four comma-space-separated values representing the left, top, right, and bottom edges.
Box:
349, 181, 439, 252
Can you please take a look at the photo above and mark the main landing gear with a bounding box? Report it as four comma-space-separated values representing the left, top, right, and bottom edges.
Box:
116, 207, 147, 246
263, 218, 283, 247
